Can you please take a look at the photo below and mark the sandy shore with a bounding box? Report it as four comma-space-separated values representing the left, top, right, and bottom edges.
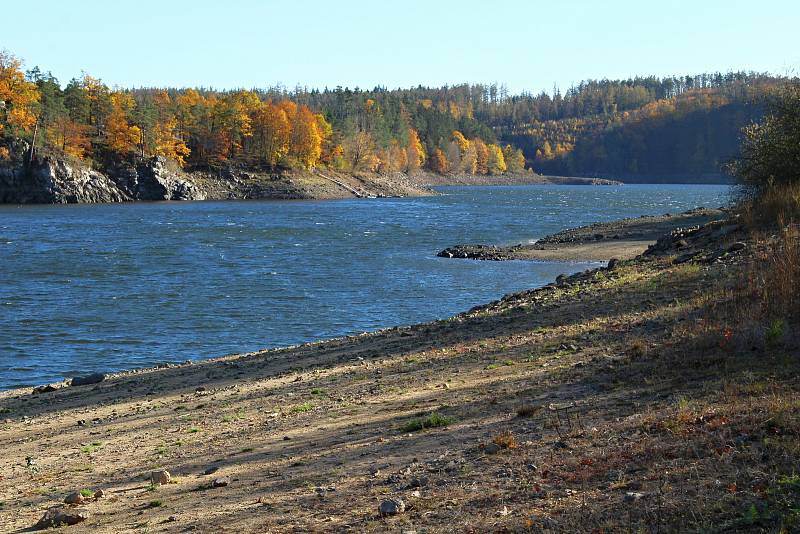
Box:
438, 208, 727, 262
0, 213, 797, 533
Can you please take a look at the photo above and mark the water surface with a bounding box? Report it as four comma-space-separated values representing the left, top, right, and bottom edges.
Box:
0, 184, 730, 389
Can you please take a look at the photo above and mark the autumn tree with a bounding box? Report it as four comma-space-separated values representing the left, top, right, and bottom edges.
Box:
48, 114, 91, 159
405, 128, 425, 174
104, 92, 141, 156
344, 130, 379, 171
473, 138, 489, 174
503, 144, 526, 173
487, 143, 507, 174
252, 100, 291, 167
0, 51, 39, 143
290, 105, 324, 169
430, 147, 449, 175
377, 140, 407, 173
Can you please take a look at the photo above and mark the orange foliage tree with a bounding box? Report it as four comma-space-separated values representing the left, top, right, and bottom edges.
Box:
430, 147, 450, 175
0, 51, 39, 140
104, 93, 141, 156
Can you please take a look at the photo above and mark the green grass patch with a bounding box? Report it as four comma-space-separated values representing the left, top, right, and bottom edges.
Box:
289, 402, 314, 413
485, 360, 515, 370
401, 412, 454, 432
79, 488, 95, 498
80, 441, 103, 454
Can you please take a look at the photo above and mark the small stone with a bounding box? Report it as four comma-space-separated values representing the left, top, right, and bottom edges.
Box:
212, 477, 230, 488
32, 384, 60, 394
151, 470, 171, 486
167, 515, 178, 522
378, 498, 405, 517
63, 492, 85, 505
76, 420, 86, 426
35, 507, 88, 529
484, 442, 502, 454
624, 491, 647, 502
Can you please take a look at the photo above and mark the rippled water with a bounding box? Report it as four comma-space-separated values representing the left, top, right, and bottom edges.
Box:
0, 184, 731, 389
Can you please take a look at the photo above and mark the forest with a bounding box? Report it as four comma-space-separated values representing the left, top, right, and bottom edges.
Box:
0, 50, 788, 180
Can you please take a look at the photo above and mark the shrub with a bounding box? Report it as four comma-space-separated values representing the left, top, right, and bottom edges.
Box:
401, 412, 454, 432
492, 430, 519, 449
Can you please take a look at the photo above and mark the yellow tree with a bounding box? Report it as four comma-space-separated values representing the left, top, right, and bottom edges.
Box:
452, 130, 470, 154
503, 144, 526, 173
290, 104, 324, 169
405, 128, 426, 174
81, 74, 111, 135
0, 51, 40, 139
316, 113, 334, 165
151, 91, 190, 165
473, 139, 489, 175
253, 100, 291, 167
487, 143, 507, 174
175, 88, 203, 148
105, 92, 141, 156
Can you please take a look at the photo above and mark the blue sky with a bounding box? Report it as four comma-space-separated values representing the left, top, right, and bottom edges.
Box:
3, 0, 798, 94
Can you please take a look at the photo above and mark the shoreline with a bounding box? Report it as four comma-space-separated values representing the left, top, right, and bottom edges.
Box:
438, 207, 728, 262
3, 210, 794, 533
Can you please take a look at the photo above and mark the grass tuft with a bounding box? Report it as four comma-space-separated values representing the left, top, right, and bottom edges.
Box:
401, 412, 454, 432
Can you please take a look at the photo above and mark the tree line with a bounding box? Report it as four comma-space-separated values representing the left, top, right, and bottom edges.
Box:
0, 51, 522, 177
0, 49, 790, 179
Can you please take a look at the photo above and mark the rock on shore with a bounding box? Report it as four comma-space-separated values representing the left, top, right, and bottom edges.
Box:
0, 154, 434, 204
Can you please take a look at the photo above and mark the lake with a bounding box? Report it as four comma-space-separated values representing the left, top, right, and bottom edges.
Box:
0, 184, 731, 389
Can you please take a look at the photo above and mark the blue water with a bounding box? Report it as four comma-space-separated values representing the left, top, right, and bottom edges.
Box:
0, 184, 731, 389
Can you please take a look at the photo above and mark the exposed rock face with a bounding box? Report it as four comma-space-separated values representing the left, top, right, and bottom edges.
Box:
0, 153, 434, 204
0, 156, 204, 203
0, 157, 128, 204
111, 156, 205, 201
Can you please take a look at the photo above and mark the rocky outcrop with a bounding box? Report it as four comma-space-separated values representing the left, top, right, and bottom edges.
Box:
0, 153, 435, 204
437, 208, 729, 261
110, 157, 205, 201
437, 244, 522, 261
0, 157, 128, 203
643, 219, 746, 264
0, 156, 204, 203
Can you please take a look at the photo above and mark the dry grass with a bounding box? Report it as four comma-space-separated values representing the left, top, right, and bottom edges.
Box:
491, 430, 519, 450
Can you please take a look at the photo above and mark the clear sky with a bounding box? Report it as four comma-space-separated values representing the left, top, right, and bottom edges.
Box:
3, 0, 798, 94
